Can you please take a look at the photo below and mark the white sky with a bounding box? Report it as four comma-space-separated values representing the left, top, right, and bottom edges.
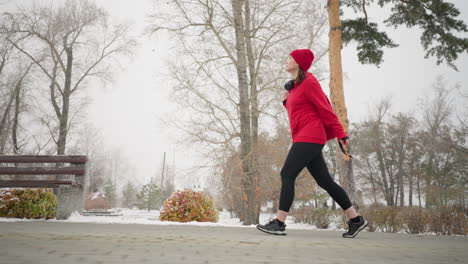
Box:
2, 0, 468, 190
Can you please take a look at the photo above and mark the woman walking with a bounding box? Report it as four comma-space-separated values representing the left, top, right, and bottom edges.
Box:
256, 49, 368, 238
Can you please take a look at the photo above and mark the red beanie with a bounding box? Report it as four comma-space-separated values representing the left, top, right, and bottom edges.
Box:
290, 49, 315, 71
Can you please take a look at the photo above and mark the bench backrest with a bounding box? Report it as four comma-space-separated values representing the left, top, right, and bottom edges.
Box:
0, 155, 87, 188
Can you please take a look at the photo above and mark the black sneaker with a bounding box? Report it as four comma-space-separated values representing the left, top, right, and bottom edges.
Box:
342, 216, 368, 238
256, 218, 287, 236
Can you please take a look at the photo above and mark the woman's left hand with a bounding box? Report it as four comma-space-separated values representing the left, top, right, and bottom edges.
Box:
340, 137, 350, 147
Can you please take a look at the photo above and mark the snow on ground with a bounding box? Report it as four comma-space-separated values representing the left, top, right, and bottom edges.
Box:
0, 208, 344, 232
1, 208, 460, 236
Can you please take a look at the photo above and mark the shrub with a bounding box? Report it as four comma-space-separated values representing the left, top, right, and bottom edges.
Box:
361, 204, 402, 233
159, 189, 219, 223
331, 212, 346, 230
427, 205, 467, 235
288, 203, 467, 235
291, 205, 332, 229
360, 203, 382, 232
398, 207, 429, 234
0, 188, 57, 219
359, 204, 467, 235
291, 205, 312, 224
380, 206, 402, 232
311, 208, 333, 229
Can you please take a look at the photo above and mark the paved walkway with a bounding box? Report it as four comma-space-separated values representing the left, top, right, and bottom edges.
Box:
0, 221, 466, 264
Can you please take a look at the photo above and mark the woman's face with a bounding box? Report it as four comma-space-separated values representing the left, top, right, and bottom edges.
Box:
285, 56, 299, 72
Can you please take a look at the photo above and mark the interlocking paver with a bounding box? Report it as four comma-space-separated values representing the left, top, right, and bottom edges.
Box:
0, 221, 466, 264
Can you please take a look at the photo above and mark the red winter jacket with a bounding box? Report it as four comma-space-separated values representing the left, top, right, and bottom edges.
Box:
284, 72, 348, 144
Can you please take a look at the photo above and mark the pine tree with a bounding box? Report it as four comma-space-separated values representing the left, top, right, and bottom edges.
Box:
121, 181, 138, 209
341, 0, 468, 69
136, 183, 160, 211
103, 179, 117, 208
327, 0, 467, 208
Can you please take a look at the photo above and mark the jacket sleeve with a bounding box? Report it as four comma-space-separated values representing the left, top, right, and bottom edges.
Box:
303, 79, 348, 140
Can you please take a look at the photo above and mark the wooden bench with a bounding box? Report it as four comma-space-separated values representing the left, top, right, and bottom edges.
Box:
0, 155, 87, 220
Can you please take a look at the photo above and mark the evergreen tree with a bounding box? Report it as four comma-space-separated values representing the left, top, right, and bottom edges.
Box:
136, 183, 160, 211
341, 0, 468, 69
103, 179, 117, 208
135, 182, 175, 211
121, 181, 138, 209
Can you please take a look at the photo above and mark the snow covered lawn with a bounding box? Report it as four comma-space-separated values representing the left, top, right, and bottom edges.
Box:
1, 208, 458, 236
0, 208, 345, 231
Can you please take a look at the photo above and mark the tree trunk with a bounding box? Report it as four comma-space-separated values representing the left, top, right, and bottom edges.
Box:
425, 155, 435, 209
11, 64, 32, 154
57, 44, 73, 155
409, 171, 413, 207
376, 147, 393, 206
0, 51, 10, 151
12, 79, 21, 154
395, 173, 400, 206
244, 0, 260, 225
0, 112, 11, 154
399, 172, 405, 207
53, 44, 73, 201
232, 0, 254, 225
366, 158, 378, 204
0, 95, 14, 153
327, 0, 357, 207
417, 172, 422, 208
0, 68, 28, 153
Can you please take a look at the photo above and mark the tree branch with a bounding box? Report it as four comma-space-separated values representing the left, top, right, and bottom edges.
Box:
5, 37, 63, 91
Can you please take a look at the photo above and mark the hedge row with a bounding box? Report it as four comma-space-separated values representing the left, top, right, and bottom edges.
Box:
291, 204, 467, 235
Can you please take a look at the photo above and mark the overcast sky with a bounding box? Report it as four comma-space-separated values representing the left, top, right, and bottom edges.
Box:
2, 0, 467, 190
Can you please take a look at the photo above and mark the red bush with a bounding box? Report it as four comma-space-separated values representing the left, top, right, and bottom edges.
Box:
159, 189, 219, 223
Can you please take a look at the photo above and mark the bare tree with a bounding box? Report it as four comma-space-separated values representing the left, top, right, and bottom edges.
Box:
10, 63, 32, 154
350, 79, 466, 208
148, 0, 328, 224
418, 77, 466, 208
0, 37, 14, 152
68, 122, 106, 194
406, 129, 426, 208
2, 0, 136, 155
387, 113, 415, 206
352, 99, 399, 206
0, 46, 33, 154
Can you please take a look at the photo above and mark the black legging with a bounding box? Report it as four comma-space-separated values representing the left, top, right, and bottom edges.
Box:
279, 142, 353, 212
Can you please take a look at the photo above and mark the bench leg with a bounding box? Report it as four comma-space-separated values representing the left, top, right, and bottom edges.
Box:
54, 176, 85, 220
